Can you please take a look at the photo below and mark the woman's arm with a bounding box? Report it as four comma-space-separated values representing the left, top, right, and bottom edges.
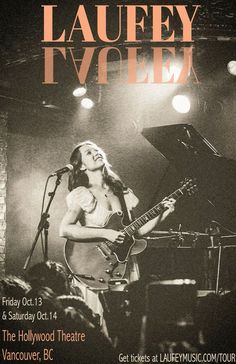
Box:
59, 207, 125, 243
137, 198, 175, 236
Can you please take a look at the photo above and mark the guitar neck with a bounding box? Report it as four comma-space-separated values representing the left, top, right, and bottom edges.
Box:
123, 188, 184, 236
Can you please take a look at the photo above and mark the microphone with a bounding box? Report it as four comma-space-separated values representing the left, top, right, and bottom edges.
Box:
50, 164, 73, 177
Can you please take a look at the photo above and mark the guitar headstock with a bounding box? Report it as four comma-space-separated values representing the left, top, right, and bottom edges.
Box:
180, 178, 198, 196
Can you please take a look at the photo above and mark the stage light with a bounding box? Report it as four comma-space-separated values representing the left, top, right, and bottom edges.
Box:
73, 86, 87, 97
42, 101, 60, 110
81, 98, 94, 109
227, 61, 236, 76
172, 95, 191, 113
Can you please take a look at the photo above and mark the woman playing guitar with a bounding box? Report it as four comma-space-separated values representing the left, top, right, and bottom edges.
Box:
59, 141, 175, 318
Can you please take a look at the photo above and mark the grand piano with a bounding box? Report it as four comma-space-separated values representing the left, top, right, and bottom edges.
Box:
141, 124, 236, 291
142, 123, 236, 229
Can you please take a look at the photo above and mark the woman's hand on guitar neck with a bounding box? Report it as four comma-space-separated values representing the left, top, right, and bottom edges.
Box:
160, 198, 176, 220
104, 229, 125, 244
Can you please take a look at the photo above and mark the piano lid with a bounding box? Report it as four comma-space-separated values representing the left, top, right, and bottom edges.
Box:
142, 124, 236, 225
142, 124, 221, 162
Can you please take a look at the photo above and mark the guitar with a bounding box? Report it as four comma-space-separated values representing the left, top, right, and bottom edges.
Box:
64, 179, 197, 290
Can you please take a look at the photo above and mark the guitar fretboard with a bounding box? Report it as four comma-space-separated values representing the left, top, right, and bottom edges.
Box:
123, 188, 184, 236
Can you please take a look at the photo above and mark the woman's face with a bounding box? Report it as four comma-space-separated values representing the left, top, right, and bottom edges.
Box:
79, 144, 106, 172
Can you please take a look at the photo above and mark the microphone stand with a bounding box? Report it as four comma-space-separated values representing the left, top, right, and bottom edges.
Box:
215, 241, 222, 295
23, 174, 62, 270
206, 222, 222, 294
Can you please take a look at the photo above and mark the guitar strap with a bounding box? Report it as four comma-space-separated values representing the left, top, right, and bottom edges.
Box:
117, 190, 133, 226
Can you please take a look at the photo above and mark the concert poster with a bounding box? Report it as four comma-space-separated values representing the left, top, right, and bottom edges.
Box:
1, 0, 236, 363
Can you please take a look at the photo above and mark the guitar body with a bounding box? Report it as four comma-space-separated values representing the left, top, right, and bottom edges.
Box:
64, 212, 147, 291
